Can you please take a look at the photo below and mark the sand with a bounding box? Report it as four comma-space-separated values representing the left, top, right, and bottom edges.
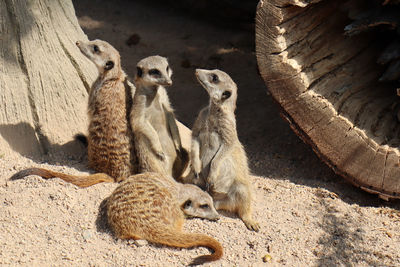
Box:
1, 0, 400, 266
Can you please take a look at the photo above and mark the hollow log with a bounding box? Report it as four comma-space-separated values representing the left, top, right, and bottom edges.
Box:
255, 0, 400, 199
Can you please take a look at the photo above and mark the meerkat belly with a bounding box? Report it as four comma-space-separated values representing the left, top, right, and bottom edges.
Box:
147, 104, 177, 171
212, 156, 235, 193
199, 131, 220, 176
88, 92, 131, 176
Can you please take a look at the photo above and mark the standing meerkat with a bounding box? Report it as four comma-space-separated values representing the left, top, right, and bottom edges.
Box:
188, 68, 259, 231
11, 39, 136, 187
107, 172, 222, 265
130, 55, 188, 179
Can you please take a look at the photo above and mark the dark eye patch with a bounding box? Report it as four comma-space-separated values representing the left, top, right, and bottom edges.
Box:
211, 73, 219, 83
93, 45, 100, 53
221, 90, 231, 100
200, 204, 209, 209
149, 69, 161, 76
183, 200, 192, 209
137, 67, 143, 77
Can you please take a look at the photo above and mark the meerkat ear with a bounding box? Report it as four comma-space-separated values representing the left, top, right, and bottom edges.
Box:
104, 60, 114, 70
221, 90, 232, 100
137, 67, 143, 77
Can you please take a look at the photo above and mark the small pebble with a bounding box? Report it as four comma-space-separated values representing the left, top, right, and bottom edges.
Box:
135, 240, 148, 247
82, 230, 92, 241
263, 254, 272, 263
126, 34, 141, 46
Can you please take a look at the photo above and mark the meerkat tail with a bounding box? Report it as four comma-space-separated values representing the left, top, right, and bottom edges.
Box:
10, 167, 114, 188
148, 229, 223, 263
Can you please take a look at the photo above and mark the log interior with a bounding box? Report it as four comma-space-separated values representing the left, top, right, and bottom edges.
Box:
256, 0, 400, 198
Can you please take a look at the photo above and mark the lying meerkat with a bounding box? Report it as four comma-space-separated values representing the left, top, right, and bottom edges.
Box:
11, 39, 136, 187
107, 172, 222, 264
188, 69, 260, 232
130, 55, 188, 179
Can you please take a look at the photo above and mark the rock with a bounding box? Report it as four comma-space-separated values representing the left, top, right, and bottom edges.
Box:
126, 34, 141, 46
263, 254, 272, 263
82, 230, 93, 241
134, 240, 148, 247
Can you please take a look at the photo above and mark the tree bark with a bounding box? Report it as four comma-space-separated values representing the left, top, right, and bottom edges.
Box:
256, 0, 400, 199
0, 0, 193, 162
0, 0, 97, 157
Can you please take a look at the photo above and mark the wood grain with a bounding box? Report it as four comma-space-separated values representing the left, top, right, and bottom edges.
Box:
256, 0, 400, 199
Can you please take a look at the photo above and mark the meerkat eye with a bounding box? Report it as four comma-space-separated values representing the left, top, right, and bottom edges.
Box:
221, 90, 231, 100
166, 66, 170, 72
93, 45, 100, 53
183, 200, 192, 209
200, 204, 210, 209
148, 69, 161, 76
211, 74, 219, 83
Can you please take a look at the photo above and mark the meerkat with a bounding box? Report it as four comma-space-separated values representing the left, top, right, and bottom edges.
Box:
107, 172, 222, 264
187, 68, 260, 232
11, 39, 136, 187
130, 55, 188, 179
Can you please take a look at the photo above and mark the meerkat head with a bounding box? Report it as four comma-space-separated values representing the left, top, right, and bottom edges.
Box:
179, 184, 220, 221
135, 55, 173, 87
76, 39, 120, 75
195, 69, 237, 108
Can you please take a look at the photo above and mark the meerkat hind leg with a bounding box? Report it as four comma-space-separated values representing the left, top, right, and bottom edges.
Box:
214, 186, 260, 232
237, 201, 260, 232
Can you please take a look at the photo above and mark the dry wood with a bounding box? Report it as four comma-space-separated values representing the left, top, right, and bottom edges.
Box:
379, 59, 400, 81
377, 40, 400, 65
256, 0, 400, 199
344, 8, 399, 37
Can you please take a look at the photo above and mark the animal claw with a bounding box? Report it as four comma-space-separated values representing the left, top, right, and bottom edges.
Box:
244, 220, 260, 232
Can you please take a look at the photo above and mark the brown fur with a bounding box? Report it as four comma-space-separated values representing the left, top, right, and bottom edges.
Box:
187, 69, 260, 231
10, 40, 136, 187
131, 56, 188, 179
107, 172, 222, 264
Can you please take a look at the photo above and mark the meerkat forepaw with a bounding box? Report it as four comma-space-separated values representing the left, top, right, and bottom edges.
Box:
243, 219, 260, 232
205, 181, 214, 193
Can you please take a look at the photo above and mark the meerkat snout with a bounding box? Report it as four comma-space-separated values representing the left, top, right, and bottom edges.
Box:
195, 69, 236, 104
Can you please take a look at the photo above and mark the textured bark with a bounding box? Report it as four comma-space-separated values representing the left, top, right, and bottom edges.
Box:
0, 0, 193, 160
255, 0, 400, 199
0, 0, 97, 157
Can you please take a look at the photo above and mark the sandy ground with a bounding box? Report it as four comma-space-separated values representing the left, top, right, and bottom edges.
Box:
1, 0, 400, 266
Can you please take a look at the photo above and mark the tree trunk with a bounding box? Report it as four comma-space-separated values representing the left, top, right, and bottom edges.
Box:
0, 0, 97, 157
255, 0, 400, 199
0, 0, 192, 163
